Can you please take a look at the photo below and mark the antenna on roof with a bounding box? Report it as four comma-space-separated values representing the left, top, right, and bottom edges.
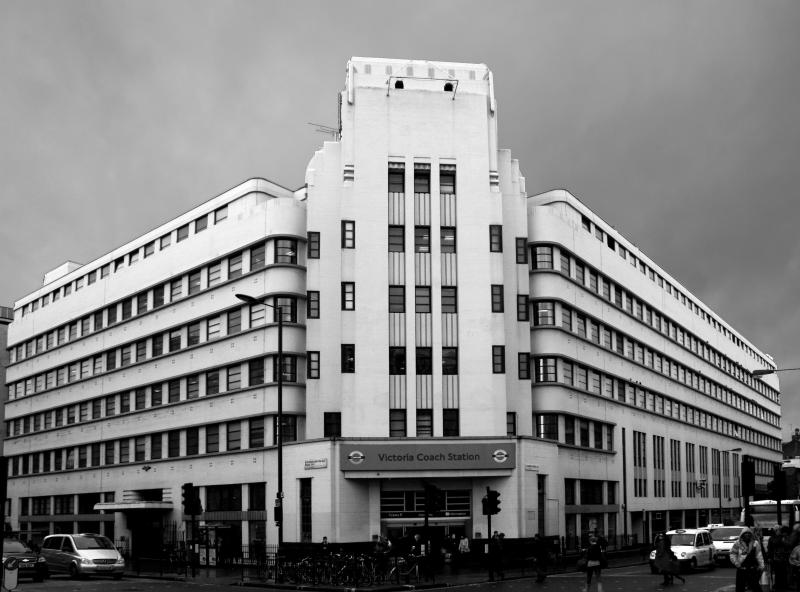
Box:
308, 122, 340, 140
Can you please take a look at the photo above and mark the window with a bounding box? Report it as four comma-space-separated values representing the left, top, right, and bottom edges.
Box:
228, 308, 242, 334
415, 286, 431, 313
227, 421, 241, 451
307, 231, 320, 259
168, 329, 182, 352
341, 282, 355, 310
324, 412, 342, 437
135, 388, 146, 410
533, 246, 554, 269
307, 291, 320, 319
160, 233, 171, 249
518, 353, 531, 379
489, 225, 503, 252
214, 205, 228, 223
416, 347, 433, 375
414, 166, 430, 193
188, 270, 201, 295
107, 304, 117, 325
207, 316, 221, 339
226, 364, 241, 390
440, 167, 455, 194
144, 241, 155, 258
516, 238, 528, 264
507, 413, 517, 437
177, 224, 189, 242
307, 351, 320, 379
534, 301, 555, 326
168, 431, 180, 458
206, 425, 220, 453
341, 344, 355, 373
250, 243, 266, 270
152, 284, 165, 309
273, 355, 298, 382
389, 347, 406, 375
187, 374, 200, 399
388, 286, 405, 313
441, 287, 457, 313
442, 347, 458, 375
170, 278, 182, 301
249, 418, 265, 448
416, 409, 433, 436
341, 220, 355, 248
228, 252, 243, 279
536, 414, 558, 440
388, 167, 405, 193
517, 295, 530, 321
491, 285, 504, 312
534, 357, 557, 382
441, 227, 456, 253
186, 427, 199, 455
152, 333, 163, 357
195, 215, 208, 232
151, 434, 162, 459
187, 322, 201, 346
492, 346, 505, 373
390, 410, 406, 437
168, 379, 180, 403
151, 384, 162, 406
414, 226, 430, 252
206, 370, 219, 395
276, 239, 297, 264
388, 226, 405, 252
249, 359, 265, 386
208, 261, 222, 286
119, 439, 130, 463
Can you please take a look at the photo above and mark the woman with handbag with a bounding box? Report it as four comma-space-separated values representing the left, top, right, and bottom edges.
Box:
730, 527, 765, 592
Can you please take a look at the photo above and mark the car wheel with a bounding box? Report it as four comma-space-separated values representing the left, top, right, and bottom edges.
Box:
690, 558, 698, 571
69, 563, 79, 579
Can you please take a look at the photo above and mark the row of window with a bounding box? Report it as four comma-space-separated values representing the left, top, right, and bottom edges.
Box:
9, 236, 299, 366
533, 299, 778, 427
534, 413, 614, 451
8, 297, 299, 401
387, 163, 456, 195
533, 244, 778, 403
16, 205, 229, 318
8, 416, 298, 477
387, 408, 460, 437
6, 355, 301, 438
564, 479, 618, 506
579, 213, 771, 369
533, 355, 780, 452
631, 432, 743, 500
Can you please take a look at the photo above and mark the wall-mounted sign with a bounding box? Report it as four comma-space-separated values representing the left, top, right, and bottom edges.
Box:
304, 459, 328, 470
340, 442, 516, 472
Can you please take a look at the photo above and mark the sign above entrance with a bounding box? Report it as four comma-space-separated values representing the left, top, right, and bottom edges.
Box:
340, 442, 516, 472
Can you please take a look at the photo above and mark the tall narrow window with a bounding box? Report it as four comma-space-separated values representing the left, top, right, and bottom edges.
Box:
518, 353, 531, 379
442, 347, 458, 375
389, 347, 406, 375
492, 346, 505, 374
414, 165, 430, 193
307, 351, 320, 379
276, 239, 297, 264
440, 167, 455, 194
195, 215, 208, 233
533, 246, 554, 269
389, 409, 406, 437
489, 225, 503, 252
341, 282, 355, 310
388, 166, 405, 193
388, 226, 405, 252
307, 232, 320, 259
491, 285, 504, 312
440, 227, 456, 253
441, 287, 457, 313
415, 287, 431, 313
516, 238, 528, 264
517, 295, 529, 321
307, 291, 320, 319
341, 220, 355, 248
414, 226, 430, 253
341, 344, 355, 373
389, 286, 405, 313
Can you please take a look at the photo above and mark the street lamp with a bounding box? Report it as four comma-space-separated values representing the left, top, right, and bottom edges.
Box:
718, 448, 741, 524
235, 293, 284, 551
751, 366, 800, 377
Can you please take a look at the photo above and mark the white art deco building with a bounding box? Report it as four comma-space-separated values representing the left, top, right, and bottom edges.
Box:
3, 57, 782, 557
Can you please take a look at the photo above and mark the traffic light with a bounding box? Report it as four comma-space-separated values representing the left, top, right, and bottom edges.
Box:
182, 482, 195, 513
181, 482, 203, 516
774, 464, 787, 502
274, 496, 283, 525
742, 457, 755, 497
424, 483, 445, 515
482, 488, 501, 515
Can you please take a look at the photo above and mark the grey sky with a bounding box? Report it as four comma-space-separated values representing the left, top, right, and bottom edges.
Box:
2, 0, 799, 439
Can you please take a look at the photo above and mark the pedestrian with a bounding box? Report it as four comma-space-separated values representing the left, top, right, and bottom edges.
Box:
730, 527, 765, 592
653, 533, 685, 586
788, 541, 800, 588
770, 526, 790, 590
457, 534, 470, 569
532, 533, 549, 583
488, 531, 504, 580
583, 533, 605, 592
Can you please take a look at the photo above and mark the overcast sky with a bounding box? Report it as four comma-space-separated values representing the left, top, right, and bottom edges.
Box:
2, 0, 799, 440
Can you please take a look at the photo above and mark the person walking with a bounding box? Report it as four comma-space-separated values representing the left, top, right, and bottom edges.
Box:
788, 541, 800, 589
770, 526, 790, 591
652, 533, 685, 586
532, 533, 549, 583
730, 527, 765, 592
582, 533, 606, 592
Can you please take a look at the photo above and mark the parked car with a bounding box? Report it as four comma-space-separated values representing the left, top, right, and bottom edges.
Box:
2, 538, 47, 582
40, 533, 124, 579
649, 528, 715, 572
707, 525, 747, 565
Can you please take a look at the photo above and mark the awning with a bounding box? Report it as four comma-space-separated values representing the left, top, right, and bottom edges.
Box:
94, 501, 173, 512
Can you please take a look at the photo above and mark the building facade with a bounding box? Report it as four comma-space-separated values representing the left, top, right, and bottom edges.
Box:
3, 57, 782, 556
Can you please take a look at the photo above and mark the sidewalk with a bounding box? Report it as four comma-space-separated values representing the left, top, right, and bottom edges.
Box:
127, 549, 649, 589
